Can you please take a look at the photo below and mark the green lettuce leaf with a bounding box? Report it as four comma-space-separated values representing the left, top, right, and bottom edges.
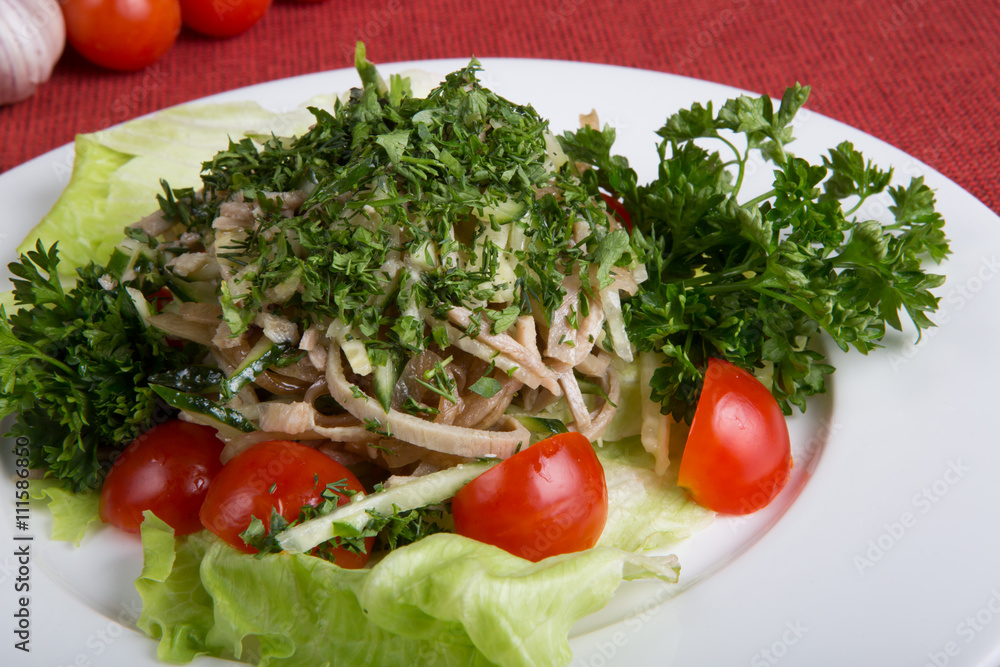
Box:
28, 479, 101, 546
136, 516, 681, 667
17, 136, 133, 274
596, 439, 714, 552
599, 365, 642, 443
136, 513, 218, 663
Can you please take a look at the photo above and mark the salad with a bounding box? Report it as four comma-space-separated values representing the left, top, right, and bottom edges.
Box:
0, 46, 948, 666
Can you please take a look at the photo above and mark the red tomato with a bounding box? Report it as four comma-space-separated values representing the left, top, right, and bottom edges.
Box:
600, 192, 632, 232
61, 0, 182, 71
147, 287, 174, 313
678, 358, 792, 514
99, 419, 225, 535
451, 432, 608, 562
199, 440, 371, 568
179, 0, 272, 37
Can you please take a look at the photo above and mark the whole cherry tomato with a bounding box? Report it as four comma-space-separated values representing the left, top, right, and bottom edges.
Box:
451, 432, 608, 562
678, 358, 792, 514
199, 440, 371, 568
99, 419, 225, 535
61, 0, 182, 71
179, 0, 272, 38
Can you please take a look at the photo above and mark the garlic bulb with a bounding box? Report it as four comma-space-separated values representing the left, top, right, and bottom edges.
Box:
0, 0, 65, 106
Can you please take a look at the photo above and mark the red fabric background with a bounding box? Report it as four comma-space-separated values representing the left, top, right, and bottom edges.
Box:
1, 0, 997, 213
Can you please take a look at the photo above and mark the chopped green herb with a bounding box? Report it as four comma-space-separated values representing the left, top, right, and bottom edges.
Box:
468, 376, 502, 399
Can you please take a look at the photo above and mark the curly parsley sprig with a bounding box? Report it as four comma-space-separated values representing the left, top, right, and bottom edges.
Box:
560, 84, 949, 419
0, 242, 204, 491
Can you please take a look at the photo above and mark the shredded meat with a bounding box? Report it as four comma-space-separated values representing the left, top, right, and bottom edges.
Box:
326, 340, 529, 460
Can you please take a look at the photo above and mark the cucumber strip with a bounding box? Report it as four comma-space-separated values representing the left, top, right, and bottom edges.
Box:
515, 415, 568, 435
163, 273, 218, 304
480, 197, 527, 224
106, 239, 157, 281
577, 376, 612, 397
222, 338, 290, 399
148, 366, 226, 393
150, 384, 257, 433
372, 352, 401, 413
276, 460, 498, 553
104, 246, 133, 280
125, 287, 152, 325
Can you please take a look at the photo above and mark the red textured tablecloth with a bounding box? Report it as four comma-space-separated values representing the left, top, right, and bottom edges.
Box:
1, 0, 998, 214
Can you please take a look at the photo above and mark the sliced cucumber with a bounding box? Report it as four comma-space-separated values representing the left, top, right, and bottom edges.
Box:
515, 415, 569, 435
480, 197, 527, 224
106, 239, 157, 281
148, 366, 226, 393
222, 338, 290, 399
372, 351, 402, 413
105, 246, 133, 280
340, 339, 372, 376
164, 273, 219, 304
276, 459, 498, 554
150, 385, 256, 433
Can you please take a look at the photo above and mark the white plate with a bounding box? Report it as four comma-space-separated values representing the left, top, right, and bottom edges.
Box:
2, 59, 999, 667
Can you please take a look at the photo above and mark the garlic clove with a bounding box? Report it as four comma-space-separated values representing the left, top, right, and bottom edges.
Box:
0, 0, 66, 106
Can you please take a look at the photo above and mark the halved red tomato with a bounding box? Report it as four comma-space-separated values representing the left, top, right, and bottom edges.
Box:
451, 432, 608, 562
99, 419, 225, 535
199, 439, 371, 568
678, 358, 791, 514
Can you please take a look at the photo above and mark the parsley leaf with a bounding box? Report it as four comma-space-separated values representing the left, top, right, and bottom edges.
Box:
0, 242, 204, 490
562, 85, 950, 419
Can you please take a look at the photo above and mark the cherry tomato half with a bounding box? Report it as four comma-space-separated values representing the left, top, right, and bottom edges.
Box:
199, 440, 371, 568
678, 358, 792, 514
451, 432, 608, 562
99, 419, 225, 535
61, 0, 182, 71
179, 0, 272, 38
